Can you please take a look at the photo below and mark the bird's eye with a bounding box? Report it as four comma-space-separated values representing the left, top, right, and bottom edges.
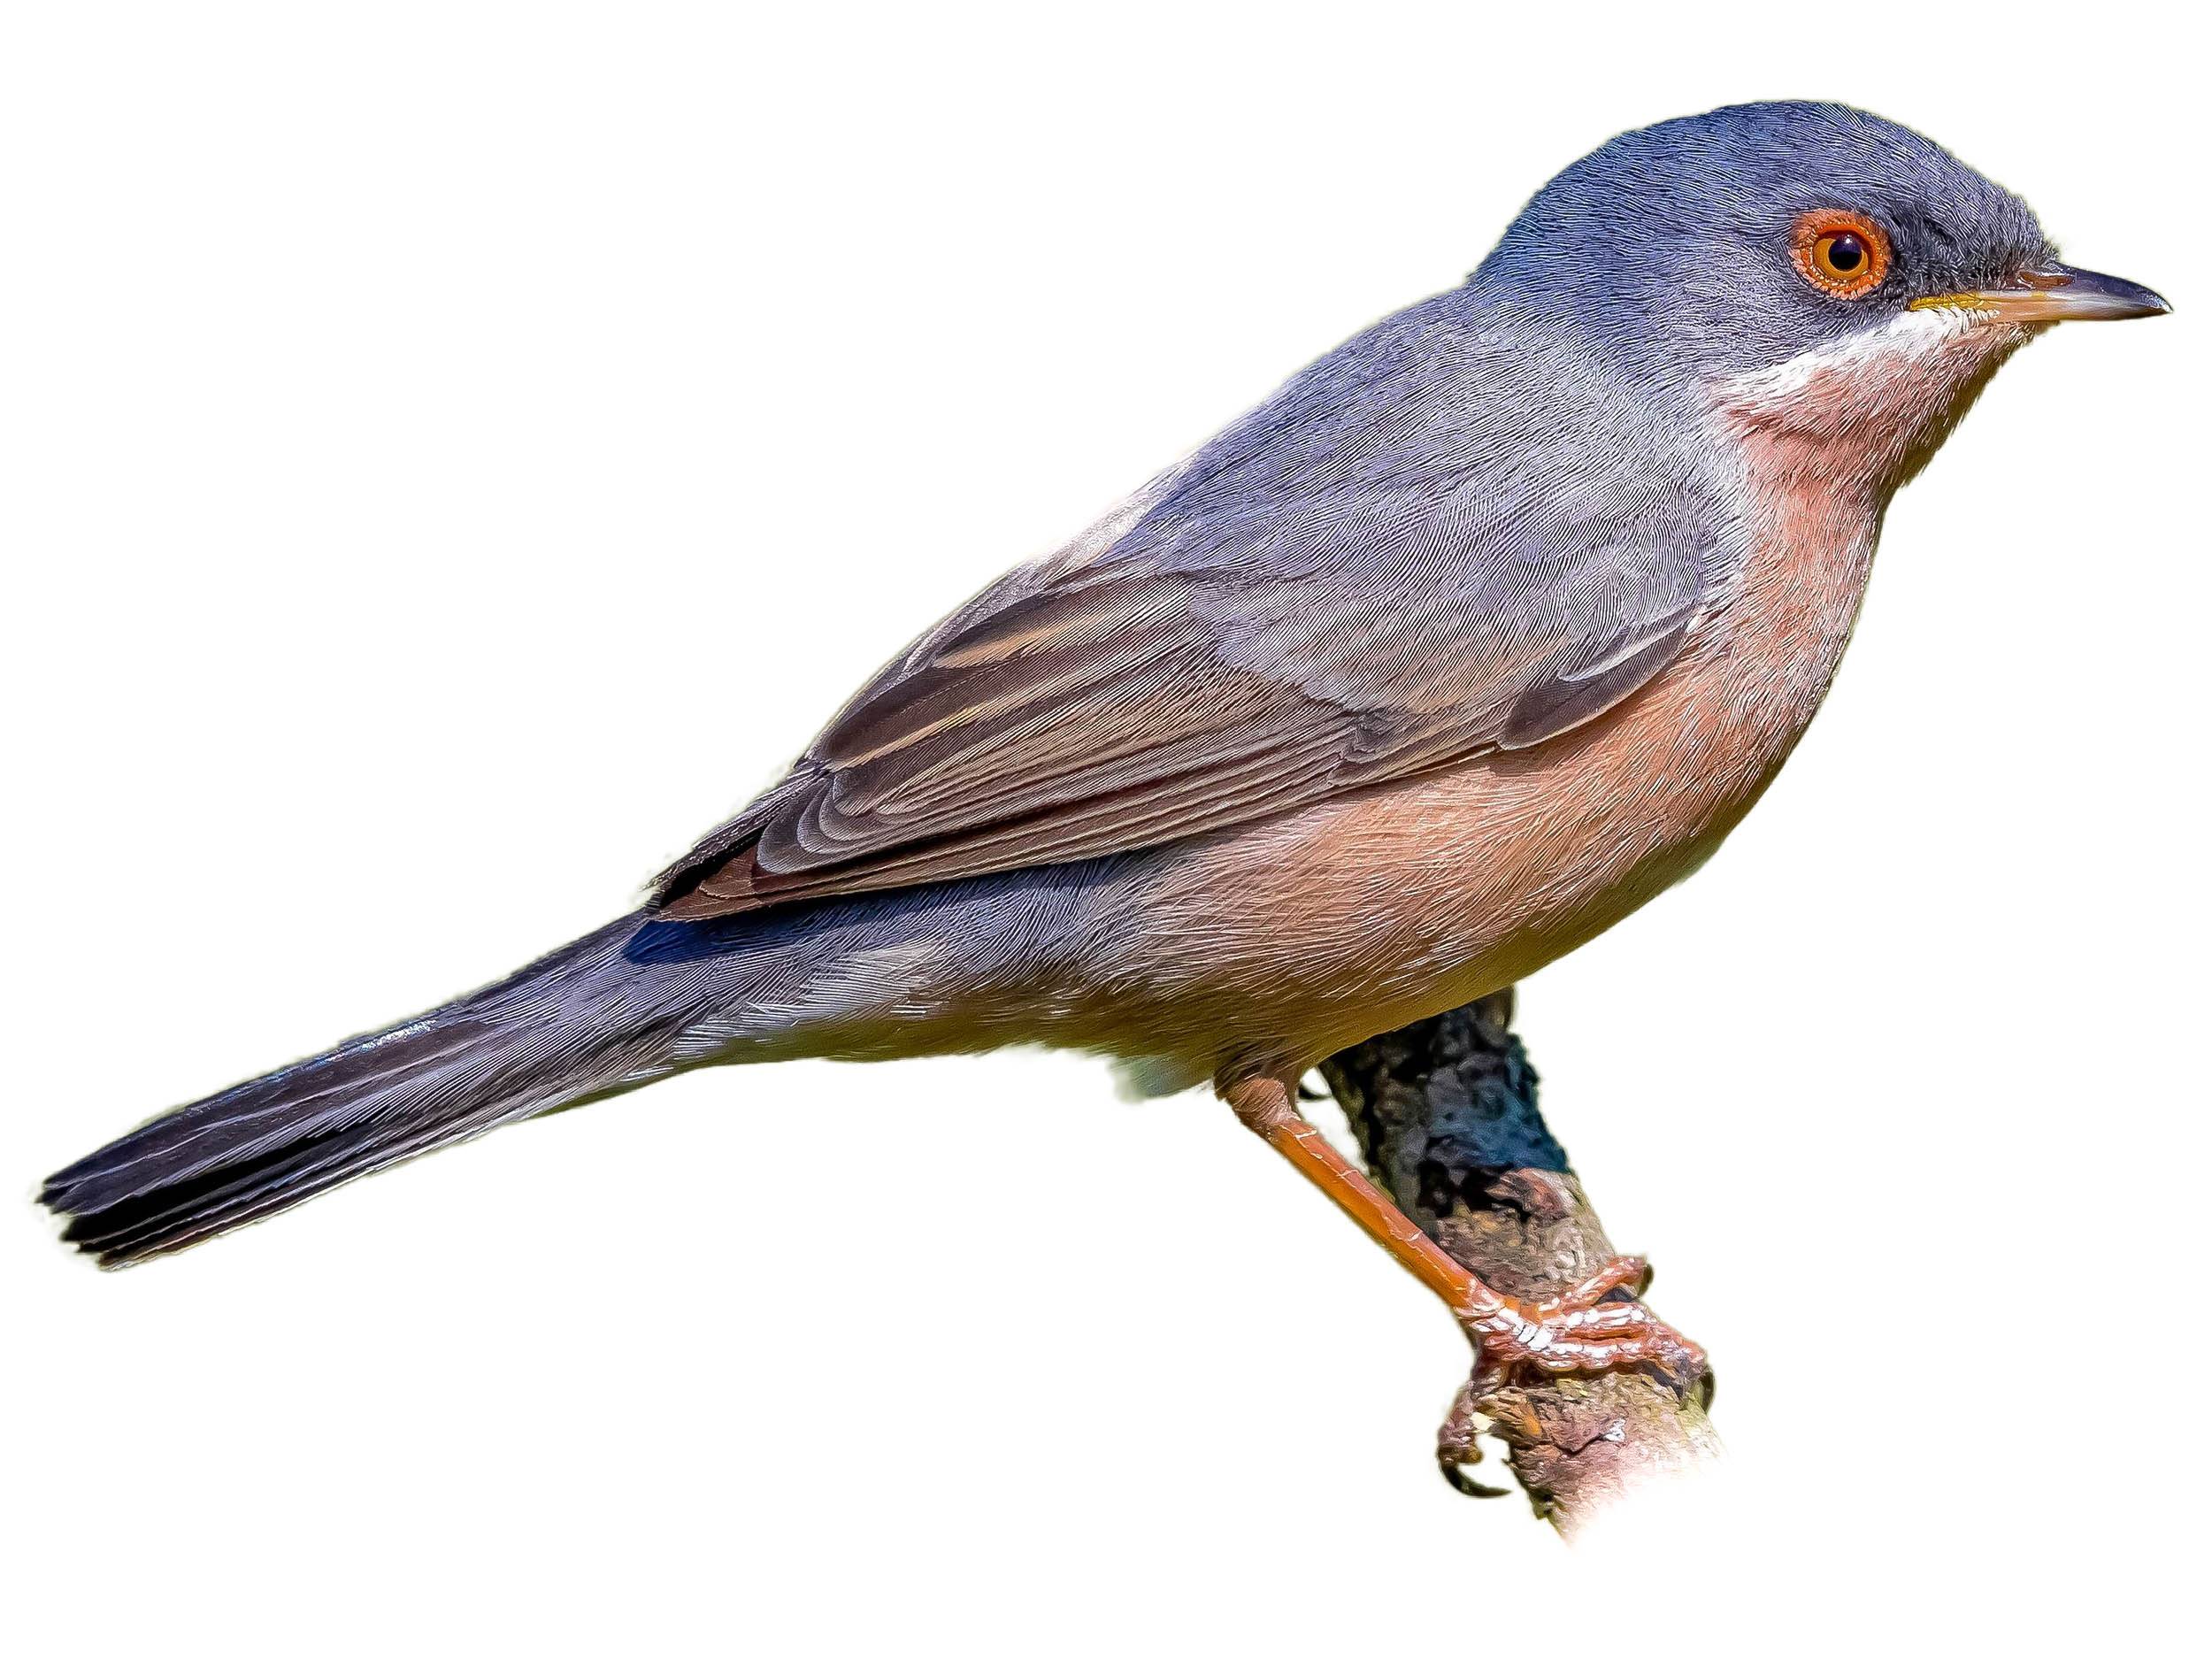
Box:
1790, 211, 1891, 299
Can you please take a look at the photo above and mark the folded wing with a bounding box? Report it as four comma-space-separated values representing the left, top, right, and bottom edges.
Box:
657, 454, 1712, 919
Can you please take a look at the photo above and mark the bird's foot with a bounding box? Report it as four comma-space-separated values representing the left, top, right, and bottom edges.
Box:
1456, 1255, 1706, 1387
1437, 1256, 1707, 1494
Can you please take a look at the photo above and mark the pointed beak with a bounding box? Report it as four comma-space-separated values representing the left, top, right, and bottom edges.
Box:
1910, 263, 2172, 325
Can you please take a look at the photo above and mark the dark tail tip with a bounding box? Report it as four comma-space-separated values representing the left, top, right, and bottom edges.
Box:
38, 1016, 516, 1268
40, 912, 664, 1267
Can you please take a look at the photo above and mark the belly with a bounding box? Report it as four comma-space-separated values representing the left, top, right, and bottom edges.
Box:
744, 646, 1818, 1098
1082, 656, 1770, 1079
1083, 503, 1880, 1088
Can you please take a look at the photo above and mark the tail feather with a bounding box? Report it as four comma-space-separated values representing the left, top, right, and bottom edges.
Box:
40, 917, 670, 1267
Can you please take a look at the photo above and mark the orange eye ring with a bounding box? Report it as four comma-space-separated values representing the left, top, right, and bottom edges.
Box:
1790, 211, 1891, 299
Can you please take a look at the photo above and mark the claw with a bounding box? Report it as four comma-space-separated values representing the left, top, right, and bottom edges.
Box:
1435, 1377, 1510, 1498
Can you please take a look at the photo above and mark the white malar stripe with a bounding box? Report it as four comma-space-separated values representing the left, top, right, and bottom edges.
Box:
1716, 307, 1984, 416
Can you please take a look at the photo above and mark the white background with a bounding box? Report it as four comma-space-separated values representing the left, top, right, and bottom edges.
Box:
4, 4, 2205, 1654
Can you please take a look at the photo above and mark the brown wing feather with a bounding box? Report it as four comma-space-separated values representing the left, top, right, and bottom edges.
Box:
655, 507, 1706, 920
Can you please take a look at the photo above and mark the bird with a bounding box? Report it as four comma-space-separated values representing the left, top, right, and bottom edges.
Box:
41, 102, 2167, 1391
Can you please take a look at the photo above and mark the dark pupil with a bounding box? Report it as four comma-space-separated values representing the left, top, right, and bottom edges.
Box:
1825, 234, 1865, 273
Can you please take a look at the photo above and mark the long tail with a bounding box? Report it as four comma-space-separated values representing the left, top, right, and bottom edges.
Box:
40, 914, 690, 1267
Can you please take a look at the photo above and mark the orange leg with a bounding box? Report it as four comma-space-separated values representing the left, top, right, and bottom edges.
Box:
1221, 1074, 1704, 1384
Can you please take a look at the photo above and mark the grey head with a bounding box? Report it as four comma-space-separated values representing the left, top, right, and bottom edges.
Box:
1472, 101, 2167, 389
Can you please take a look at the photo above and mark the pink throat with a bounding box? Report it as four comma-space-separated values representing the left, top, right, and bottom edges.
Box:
1708, 310, 2036, 508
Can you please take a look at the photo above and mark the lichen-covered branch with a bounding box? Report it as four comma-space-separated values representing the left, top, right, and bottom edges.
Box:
1319, 988, 1720, 1535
